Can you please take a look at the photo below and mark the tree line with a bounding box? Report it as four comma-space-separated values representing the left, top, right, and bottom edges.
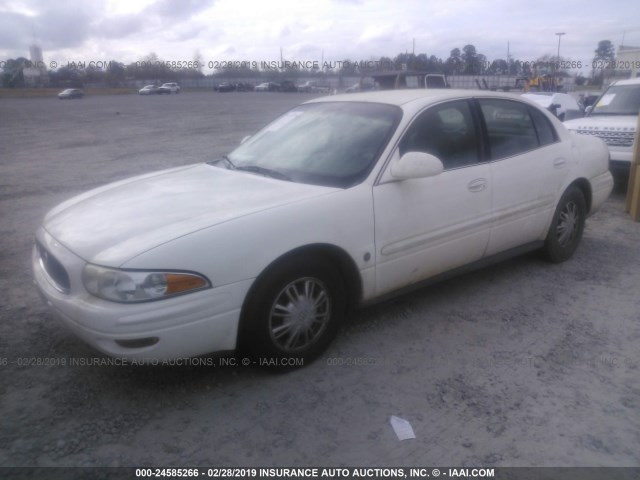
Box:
2, 40, 617, 88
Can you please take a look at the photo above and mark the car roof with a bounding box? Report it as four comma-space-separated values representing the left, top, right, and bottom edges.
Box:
306, 89, 524, 108
522, 92, 554, 97
612, 77, 640, 86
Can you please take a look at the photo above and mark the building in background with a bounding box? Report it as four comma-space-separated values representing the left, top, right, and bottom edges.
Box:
617, 45, 640, 78
23, 44, 49, 86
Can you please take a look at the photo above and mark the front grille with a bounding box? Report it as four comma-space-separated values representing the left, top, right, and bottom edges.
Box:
575, 130, 635, 148
36, 241, 70, 293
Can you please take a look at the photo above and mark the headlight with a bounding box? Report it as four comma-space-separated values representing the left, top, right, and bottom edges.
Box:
83, 265, 210, 303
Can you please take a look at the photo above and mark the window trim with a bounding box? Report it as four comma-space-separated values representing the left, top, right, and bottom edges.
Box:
394, 98, 486, 172
473, 97, 560, 162
527, 105, 560, 146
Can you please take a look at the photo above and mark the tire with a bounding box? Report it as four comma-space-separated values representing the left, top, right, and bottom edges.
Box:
543, 186, 586, 263
239, 257, 345, 368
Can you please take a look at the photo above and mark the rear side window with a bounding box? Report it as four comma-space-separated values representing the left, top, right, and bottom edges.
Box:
529, 107, 558, 146
479, 99, 538, 159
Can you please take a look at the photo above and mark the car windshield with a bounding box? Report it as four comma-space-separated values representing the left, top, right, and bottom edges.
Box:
221, 102, 401, 188
590, 85, 640, 116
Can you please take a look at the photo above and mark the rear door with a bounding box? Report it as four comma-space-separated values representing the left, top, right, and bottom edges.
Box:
476, 98, 571, 256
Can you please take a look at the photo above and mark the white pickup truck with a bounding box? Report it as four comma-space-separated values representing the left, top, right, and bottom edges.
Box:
563, 77, 640, 178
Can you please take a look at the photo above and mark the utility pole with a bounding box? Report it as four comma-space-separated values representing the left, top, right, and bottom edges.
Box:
555, 32, 565, 91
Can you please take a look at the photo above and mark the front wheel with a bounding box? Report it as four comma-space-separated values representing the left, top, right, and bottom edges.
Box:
239, 258, 345, 367
543, 186, 586, 262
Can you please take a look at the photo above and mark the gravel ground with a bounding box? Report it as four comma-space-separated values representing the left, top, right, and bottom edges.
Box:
0, 92, 639, 469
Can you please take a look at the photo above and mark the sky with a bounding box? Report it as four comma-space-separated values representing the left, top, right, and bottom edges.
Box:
1, 0, 640, 74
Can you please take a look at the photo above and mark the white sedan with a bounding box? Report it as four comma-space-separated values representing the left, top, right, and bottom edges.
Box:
33, 90, 613, 366
138, 85, 160, 95
521, 92, 582, 121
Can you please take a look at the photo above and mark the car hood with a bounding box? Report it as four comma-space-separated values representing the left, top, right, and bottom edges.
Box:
563, 115, 638, 131
43, 164, 337, 266
521, 95, 553, 108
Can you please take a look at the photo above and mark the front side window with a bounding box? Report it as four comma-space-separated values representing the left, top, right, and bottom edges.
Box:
399, 100, 480, 170
479, 99, 539, 159
222, 102, 401, 188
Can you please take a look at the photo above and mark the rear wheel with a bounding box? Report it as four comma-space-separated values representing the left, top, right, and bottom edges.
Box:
239, 257, 345, 368
543, 186, 586, 262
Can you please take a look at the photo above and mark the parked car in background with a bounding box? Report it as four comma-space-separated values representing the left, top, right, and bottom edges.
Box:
138, 85, 160, 95
58, 88, 84, 99
564, 77, 640, 178
297, 81, 331, 93
279, 80, 298, 92
215, 83, 236, 92
345, 79, 376, 93
579, 92, 601, 109
33, 90, 613, 367
521, 92, 583, 121
159, 83, 180, 94
370, 71, 449, 90
255, 82, 280, 92
235, 82, 254, 92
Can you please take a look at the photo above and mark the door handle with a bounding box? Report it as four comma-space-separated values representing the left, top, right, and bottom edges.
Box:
553, 158, 567, 168
468, 178, 487, 192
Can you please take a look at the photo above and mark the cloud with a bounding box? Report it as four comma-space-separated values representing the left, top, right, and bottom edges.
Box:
0, 12, 31, 50
167, 24, 210, 42
358, 24, 395, 44
97, 14, 146, 39
0, 0, 102, 51
146, 0, 214, 21
2, 0, 640, 72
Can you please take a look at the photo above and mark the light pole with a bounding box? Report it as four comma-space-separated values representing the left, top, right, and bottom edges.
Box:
555, 32, 565, 91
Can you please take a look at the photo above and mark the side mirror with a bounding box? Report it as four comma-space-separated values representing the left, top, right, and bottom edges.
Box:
390, 151, 444, 180
585, 106, 593, 115
240, 135, 251, 145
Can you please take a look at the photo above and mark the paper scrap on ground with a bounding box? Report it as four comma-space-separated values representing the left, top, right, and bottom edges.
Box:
390, 415, 416, 441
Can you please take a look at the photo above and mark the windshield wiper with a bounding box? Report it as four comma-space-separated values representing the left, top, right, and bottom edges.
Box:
207, 155, 236, 169
235, 165, 292, 182
221, 155, 236, 169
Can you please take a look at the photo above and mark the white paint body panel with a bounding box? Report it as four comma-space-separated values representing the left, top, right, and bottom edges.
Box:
33, 89, 614, 360
564, 114, 637, 164
374, 155, 492, 296
485, 141, 571, 256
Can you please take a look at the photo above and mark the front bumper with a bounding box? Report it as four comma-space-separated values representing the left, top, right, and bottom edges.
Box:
32, 228, 252, 361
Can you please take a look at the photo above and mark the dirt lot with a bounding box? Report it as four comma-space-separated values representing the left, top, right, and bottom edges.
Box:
1, 92, 639, 469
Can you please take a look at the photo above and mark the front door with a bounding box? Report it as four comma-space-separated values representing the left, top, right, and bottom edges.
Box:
373, 99, 493, 296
